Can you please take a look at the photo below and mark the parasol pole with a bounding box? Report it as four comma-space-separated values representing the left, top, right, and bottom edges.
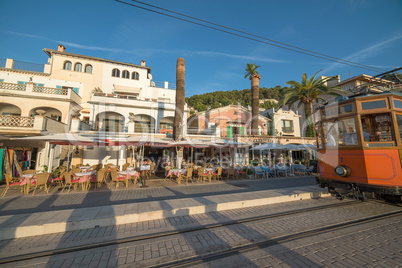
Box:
66, 144, 71, 171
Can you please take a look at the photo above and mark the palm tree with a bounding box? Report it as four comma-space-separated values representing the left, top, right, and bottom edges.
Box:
244, 63, 261, 135
278, 71, 345, 136
174, 57, 185, 141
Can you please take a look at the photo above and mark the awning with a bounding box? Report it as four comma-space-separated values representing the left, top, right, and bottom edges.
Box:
113, 84, 141, 94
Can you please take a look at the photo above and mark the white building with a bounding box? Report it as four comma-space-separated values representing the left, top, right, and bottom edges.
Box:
0, 45, 186, 170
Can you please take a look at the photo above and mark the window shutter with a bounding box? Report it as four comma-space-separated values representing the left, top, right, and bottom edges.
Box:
241, 127, 245, 135
227, 126, 232, 137
73, 87, 79, 94
56, 85, 62, 89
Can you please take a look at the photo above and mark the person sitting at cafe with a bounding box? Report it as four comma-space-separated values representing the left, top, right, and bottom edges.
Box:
342, 126, 381, 145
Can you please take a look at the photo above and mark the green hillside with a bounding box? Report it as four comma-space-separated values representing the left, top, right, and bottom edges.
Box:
186, 85, 287, 112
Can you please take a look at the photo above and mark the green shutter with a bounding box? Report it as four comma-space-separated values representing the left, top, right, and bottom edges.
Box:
17, 81, 27, 85
56, 85, 62, 89
73, 87, 79, 94
227, 126, 232, 137
34, 83, 44, 87
241, 127, 245, 135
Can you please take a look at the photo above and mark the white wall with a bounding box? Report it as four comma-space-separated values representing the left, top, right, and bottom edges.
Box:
0, 70, 83, 91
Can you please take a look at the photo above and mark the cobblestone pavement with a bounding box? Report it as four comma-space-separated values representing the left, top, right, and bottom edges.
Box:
1, 199, 401, 267
0, 176, 316, 216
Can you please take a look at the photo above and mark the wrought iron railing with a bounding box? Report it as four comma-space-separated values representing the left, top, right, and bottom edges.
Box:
282, 127, 294, 133
0, 115, 34, 128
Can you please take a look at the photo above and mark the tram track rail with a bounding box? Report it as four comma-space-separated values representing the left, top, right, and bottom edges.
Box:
0, 200, 397, 265
155, 208, 402, 268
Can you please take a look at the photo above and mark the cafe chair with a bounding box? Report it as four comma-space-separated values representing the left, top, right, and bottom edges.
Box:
239, 166, 249, 178
164, 166, 172, 182
150, 162, 156, 176
110, 169, 128, 189
212, 167, 223, 182
32, 172, 51, 196
90, 169, 107, 189
22, 170, 36, 175
122, 163, 130, 171
226, 167, 238, 180
178, 168, 193, 185
61, 172, 79, 193
1, 174, 23, 197
254, 166, 265, 179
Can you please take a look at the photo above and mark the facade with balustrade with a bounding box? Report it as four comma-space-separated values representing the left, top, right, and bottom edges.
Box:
0, 44, 188, 170
42, 44, 183, 137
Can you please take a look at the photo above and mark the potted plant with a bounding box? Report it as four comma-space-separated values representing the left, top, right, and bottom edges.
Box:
247, 168, 254, 179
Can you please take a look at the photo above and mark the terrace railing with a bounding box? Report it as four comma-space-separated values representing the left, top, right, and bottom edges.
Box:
0, 115, 34, 128
0, 82, 26, 91
33, 85, 68, 95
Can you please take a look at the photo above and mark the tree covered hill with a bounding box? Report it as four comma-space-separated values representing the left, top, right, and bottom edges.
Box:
185, 85, 287, 112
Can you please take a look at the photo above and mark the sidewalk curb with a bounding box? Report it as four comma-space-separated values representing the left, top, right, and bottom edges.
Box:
0, 186, 330, 240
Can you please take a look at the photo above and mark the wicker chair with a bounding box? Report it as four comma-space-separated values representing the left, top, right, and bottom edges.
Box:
109, 169, 128, 189
32, 172, 51, 196
1, 175, 22, 197
90, 169, 107, 189
61, 172, 79, 193
178, 168, 193, 185
212, 167, 223, 182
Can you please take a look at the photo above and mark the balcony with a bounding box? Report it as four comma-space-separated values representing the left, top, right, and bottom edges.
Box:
282, 127, 294, 133
91, 92, 176, 111
0, 115, 67, 135
0, 115, 34, 128
0, 82, 81, 104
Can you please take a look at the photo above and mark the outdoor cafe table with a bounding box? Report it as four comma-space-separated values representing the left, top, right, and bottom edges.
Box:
167, 169, 186, 178
74, 170, 96, 190
20, 173, 53, 194
118, 170, 140, 180
20, 174, 35, 194
79, 166, 92, 172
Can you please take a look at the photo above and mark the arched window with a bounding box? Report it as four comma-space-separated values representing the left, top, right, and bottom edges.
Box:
112, 68, 120, 77
63, 61, 72, 70
74, 63, 82, 72
122, 70, 130, 79
132, 72, 139, 80
85, 64, 92, 73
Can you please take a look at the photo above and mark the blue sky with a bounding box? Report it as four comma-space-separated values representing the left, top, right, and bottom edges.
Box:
1, 0, 401, 97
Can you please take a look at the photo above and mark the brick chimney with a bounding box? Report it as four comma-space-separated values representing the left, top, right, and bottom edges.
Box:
58, 44, 66, 52
141, 60, 146, 66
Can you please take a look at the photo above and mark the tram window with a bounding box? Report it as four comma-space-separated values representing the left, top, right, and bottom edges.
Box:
394, 100, 402, 109
323, 118, 357, 146
396, 114, 402, 142
361, 113, 394, 142
361, 100, 387, 110
342, 104, 352, 113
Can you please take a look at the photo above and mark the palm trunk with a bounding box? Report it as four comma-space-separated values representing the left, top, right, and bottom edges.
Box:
251, 74, 261, 135
174, 57, 185, 141
304, 102, 315, 137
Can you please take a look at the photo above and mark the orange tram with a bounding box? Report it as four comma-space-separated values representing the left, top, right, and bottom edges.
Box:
314, 89, 402, 201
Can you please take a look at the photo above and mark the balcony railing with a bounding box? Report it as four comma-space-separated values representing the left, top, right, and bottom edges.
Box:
0, 115, 34, 128
282, 127, 294, 133
92, 92, 174, 104
33, 85, 68, 95
0, 82, 26, 91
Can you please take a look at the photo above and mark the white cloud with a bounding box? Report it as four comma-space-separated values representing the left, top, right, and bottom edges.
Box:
325, 34, 402, 72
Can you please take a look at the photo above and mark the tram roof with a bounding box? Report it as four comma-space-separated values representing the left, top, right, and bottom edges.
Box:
319, 90, 402, 109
